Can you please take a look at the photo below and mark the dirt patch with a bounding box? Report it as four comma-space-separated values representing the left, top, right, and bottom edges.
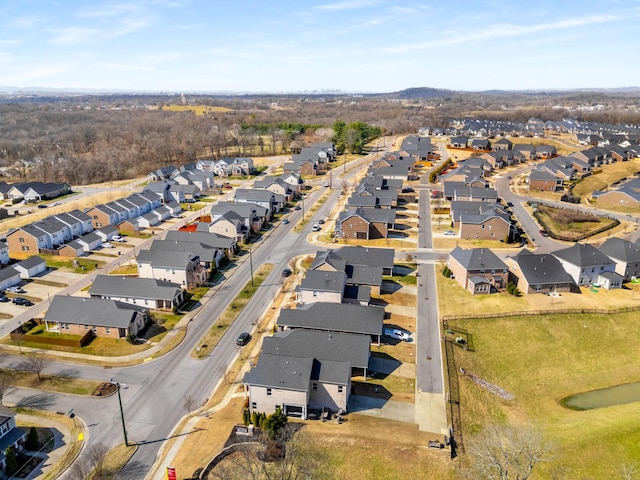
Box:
92, 382, 117, 397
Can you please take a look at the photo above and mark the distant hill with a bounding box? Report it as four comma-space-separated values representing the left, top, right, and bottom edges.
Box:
376, 87, 457, 99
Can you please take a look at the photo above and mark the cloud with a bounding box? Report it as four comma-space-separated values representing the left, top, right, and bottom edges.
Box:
385, 13, 622, 53
97, 62, 155, 72
50, 27, 100, 45
315, 0, 383, 11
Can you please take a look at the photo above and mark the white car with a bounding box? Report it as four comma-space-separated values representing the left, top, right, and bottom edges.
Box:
6, 286, 26, 294
383, 328, 410, 342
443, 230, 457, 236
311, 224, 320, 232
101, 242, 115, 248
112, 236, 126, 242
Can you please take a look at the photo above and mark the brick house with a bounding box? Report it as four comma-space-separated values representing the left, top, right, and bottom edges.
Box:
448, 247, 510, 294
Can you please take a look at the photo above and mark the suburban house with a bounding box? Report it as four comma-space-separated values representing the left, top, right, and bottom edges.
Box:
205, 211, 249, 243
529, 168, 563, 192
470, 138, 491, 150
89, 275, 184, 311
149, 238, 225, 270
492, 138, 513, 150
0, 406, 27, 473
507, 250, 575, 294
147, 166, 180, 182
6, 224, 54, 257
336, 208, 396, 240
452, 186, 498, 203
136, 249, 206, 290
591, 177, 640, 208
209, 201, 269, 233
277, 302, 385, 343
14, 256, 47, 279
552, 243, 622, 289
164, 230, 237, 260
86, 204, 120, 229
451, 201, 512, 241
400, 135, 432, 160
234, 188, 284, 215
448, 247, 510, 294
0, 243, 8, 265
77, 231, 103, 253
261, 329, 371, 379
0, 267, 21, 291
598, 238, 640, 281
253, 176, 295, 202
298, 270, 347, 305
335, 245, 395, 276
449, 136, 469, 148
243, 353, 351, 420
44, 296, 150, 338
5, 181, 70, 202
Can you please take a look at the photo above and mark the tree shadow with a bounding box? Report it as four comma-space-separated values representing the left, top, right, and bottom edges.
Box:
16, 393, 56, 409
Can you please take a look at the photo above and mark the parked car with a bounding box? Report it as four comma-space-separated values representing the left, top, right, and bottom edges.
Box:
6, 286, 26, 294
443, 230, 456, 236
112, 235, 126, 242
0, 295, 9, 303
101, 242, 115, 248
222, 183, 233, 189
294, 205, 301, 210
281, 267, 292, 277
236, 332, 251, 346
318, 219, 325, 224
383, 327, 410, 342
324, 182, 330, 187
12, 297, 34, 306
311, 224, 320, 232
52, 201, 62, 206
402, 187, 415, 193
37, 204, 48, 209
282, 218, 290, 224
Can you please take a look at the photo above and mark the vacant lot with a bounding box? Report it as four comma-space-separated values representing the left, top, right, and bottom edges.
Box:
572, 158, 640, 198
535, 204, 617, 241
451, 312, 640, 478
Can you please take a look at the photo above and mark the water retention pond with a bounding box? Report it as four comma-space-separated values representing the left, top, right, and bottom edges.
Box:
561, 382, 640, 410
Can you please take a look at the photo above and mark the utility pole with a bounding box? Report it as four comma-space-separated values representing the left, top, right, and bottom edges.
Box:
111, 379, 129, 446
249, 246, 254, 287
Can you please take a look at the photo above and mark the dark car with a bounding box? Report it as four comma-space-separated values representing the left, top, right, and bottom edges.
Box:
12, 297, 34, 306
236, 332, 251, 346
0, 295, 9, 303
294, 205, 301, 210
281, 267, 292, 277
402, 187, 415, 193
318, 219, 325, 224
37, 204, 48, 209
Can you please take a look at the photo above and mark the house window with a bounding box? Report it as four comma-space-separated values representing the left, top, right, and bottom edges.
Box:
19, 238, 24, 243
312, 383, 318, 390
338, 386, 344, 394
93, 327, 97, 333
106, 327, 111, 334
22, 246, 29, 251
85, 325, 88, 330
313, 291, 318, 297
251, 402, 257, 410
266, 388, 272, 396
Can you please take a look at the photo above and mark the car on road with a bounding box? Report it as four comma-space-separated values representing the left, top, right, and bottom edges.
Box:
294, 205, 301, 210
311, 224, 320, 232
6, 286, 26, 294
539, 229, 549, 237
318, 219, 325, 224
12, 297, 34, 306
222, 183, 233, 189
281, 267, 292, 277
37, 204, 48, 209
236, 332, 251, 346
402, 187, 415, 193
101, 242, 115, 248
506, 202, 513, 207
282, 218, 290, 224
383, 327, 410, 342
443, 230, 456, 236
324, 183, 330, 187
112, 235, 126, 242
52, 201, 62, 206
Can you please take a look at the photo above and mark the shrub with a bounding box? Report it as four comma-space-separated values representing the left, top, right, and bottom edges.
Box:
442, 266, 453, 278
26, 426, 39, 450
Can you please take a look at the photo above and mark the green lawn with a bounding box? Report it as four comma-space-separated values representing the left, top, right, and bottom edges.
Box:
41, 255, 104, 273
451, 313, 640, 478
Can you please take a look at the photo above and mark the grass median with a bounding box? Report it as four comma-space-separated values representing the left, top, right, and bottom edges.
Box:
192, 264, 273, 359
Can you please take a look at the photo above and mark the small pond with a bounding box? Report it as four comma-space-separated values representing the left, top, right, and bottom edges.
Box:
561, 382, 640, 410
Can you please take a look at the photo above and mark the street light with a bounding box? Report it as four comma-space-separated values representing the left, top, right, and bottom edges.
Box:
110, 378, 129, 446
249, 246, 254, 287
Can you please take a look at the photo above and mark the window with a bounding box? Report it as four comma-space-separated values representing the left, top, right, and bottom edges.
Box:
106, 327, 111, 334
251, 402, 257, 410
85, 325, 88, 330
93, 326, 97, 333
266, 388, 272, 396
338, 386, 344, 394
312, 383, 318, 390
19, 238, 24, 243
22, 246, 30, 251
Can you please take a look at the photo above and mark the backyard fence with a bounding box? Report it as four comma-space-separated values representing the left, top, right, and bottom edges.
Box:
442, 304, 640, 322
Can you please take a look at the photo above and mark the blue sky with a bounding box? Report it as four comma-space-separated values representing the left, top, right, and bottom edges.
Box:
1, 0, 639, 93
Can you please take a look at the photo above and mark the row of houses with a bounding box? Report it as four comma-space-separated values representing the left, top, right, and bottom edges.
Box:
448, 238, 640, 295
243, 246, 395, 419
147, 157, 255, 183
283, 143, 336, 176
0, 181, 71, 203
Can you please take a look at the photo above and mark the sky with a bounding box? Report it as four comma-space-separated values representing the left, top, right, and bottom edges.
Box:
0, 0, 639, 93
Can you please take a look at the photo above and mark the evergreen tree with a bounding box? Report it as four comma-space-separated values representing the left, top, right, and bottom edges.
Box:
5, 446, 17, 476
26, 425, 39, 450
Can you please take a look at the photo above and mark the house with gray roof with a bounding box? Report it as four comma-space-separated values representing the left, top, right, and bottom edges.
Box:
401, 135, 432, 160
453, 186, 498, 203
243, 353, 350, 419
261, 328, 371, 374
14, 255, 46, 279
234, 188, 284, 215
598, 238, 640, 281
0, 406, 27, 472
0, 243, 8, 266
0, 266, 21, 291
53, 211, 93, 239
164, 230, 237, 259
44, 295, 149, 338
77, 231, 103, 252
448, 247, 510, 294
507, 250, 575, 294
89, 275, 184, 310
137, 249, 206, 290
298, 270, 347, 305
209, 201, 269, 233
552, 243, 622, 288
150, 238, 224, 269
336, 208, 396, 240
335, 245, 395, 276
277, 302, 385, 341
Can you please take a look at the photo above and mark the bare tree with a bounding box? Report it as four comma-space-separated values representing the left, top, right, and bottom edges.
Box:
86, 442, 109, 476
184, 394, 198, 416
465, 424, 552, 480
18, 352, 49, 382
621, 462, 638, 480
0, 372, 16, 406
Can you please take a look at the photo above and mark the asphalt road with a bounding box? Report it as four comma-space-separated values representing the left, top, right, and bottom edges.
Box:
1, 146, 385, 479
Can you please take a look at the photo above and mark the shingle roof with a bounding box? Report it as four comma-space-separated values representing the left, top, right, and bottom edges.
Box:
513, 250, 575, 285
598, 238, 640, 263
450, 247, 508, 271
261, 329, 370, 368
277, 302, 385, 336
45, 296, 147, 328
552, 243, 615, 268
300, 270, 346, 293
137, 250, 198, 268
89, 275, 181, 300
243, 354, 313, 391
16, 255, 45, 269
